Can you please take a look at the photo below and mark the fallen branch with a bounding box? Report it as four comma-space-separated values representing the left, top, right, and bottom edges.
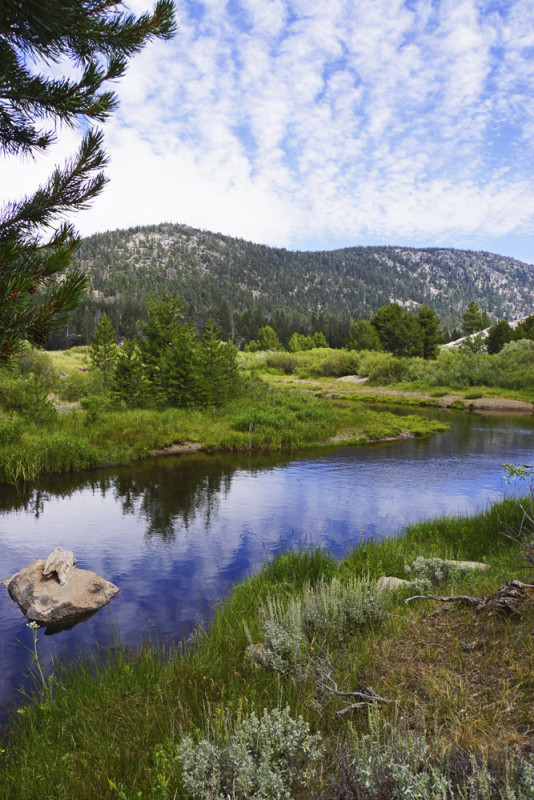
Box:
318, 671, 389, 716
405, 594, 479, 606
405, 581, 534, 617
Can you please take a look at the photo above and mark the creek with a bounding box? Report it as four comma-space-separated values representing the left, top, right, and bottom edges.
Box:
1, 406, 533, 722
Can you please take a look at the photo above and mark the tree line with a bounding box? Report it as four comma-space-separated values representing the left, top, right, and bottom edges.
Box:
90, 296, 239, 409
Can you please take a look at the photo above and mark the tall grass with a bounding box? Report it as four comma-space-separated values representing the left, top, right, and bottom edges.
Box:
0, 376, 448, 483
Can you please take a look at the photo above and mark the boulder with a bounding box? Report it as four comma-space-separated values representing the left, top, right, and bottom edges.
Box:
376, 576, 410, 591
446, 560, 488, 571
2, 553, 119, 628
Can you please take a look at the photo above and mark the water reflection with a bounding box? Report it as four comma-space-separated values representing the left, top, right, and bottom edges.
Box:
1, 408, 533, 723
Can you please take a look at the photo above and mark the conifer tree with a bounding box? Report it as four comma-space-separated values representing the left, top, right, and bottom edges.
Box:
197, 320, 238, 408
0, 1, 176, 362
112, 338, 147, 406
417, 305, 444, 359
159, 323, 198, 408
461, 301, 488, 336
89, 312, 117, 387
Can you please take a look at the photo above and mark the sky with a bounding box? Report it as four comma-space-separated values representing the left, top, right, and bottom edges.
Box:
4, 0, 534, 263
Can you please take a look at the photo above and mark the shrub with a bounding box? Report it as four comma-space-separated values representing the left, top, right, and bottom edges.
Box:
13, 346, 57, 388
58, 369, 103, 401
405, 556, 469, 593
177, 706, 323, 800
299, 576, 388, 642
0, 374, 57, 421
339, 707, 451, 799
253, 576, 388, 670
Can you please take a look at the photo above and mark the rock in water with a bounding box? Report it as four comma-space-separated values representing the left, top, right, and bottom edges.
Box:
43, 546, 77, 585
2, 554, 119, 627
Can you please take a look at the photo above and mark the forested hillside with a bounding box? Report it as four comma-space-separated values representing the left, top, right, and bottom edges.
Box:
58, 222, 534, 348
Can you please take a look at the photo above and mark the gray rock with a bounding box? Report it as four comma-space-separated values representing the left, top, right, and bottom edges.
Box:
43, 546, 77, 585
376, 576, 410, 591
2, 556, 119, 627
446, 560, 488, 571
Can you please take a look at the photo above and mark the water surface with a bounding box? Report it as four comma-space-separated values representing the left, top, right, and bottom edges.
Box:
1, 407, 533, 721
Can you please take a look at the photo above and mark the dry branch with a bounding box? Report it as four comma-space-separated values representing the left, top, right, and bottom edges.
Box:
405, 580, 534, 617
318, 671, 389, 716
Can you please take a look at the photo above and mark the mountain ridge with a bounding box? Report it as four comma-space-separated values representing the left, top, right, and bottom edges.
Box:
71, 222, 534, 344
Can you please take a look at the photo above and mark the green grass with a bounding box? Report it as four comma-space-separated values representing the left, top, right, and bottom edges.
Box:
1, 496, 533, 799
0, 375, 448, 483
238, 345, 534, 405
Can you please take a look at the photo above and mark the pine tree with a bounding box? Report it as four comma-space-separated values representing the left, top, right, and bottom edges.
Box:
0, 1, 176, 362
139, 293, 183, 389
159, 323, 198, 408
89, 312, 117, 387
112, 338, 147, 406
197, 320, 239, 408
461, 301, 487, 336
417, 305, 444, 359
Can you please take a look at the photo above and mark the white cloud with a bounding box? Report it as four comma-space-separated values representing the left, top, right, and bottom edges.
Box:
2, 0, 534, 260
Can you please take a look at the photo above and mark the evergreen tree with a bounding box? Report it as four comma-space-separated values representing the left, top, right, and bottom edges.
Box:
89, 312, 117, 387
371, 304, 423, 357
486, 319, 514, 354
159, 323, 198, 408
417, 305, 444, 359
139, 294, 183, 386
197, 320, 239, 408
287, 332, 314, 352
0, 1, 176, 362
311, 331, 329, 348
461, 301, 487, 335
514, 314, 534, 341
246, 325, 282, 352
112, 338, 148, 406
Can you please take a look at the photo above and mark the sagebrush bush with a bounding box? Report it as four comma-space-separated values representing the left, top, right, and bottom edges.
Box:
252, 576, 388, 671
299, 576, 388, 642
405, 556, 469, 593
177, 706, 323, 800
332, 707, 534, 800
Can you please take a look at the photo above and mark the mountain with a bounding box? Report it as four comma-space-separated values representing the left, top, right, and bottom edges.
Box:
67, 222, 534, 347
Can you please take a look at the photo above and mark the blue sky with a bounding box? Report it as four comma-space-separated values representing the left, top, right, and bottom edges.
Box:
4, 0, 534, 262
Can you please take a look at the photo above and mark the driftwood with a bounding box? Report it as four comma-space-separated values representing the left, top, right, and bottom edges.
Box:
318, 671, 389, 717
405, 580, 534, 617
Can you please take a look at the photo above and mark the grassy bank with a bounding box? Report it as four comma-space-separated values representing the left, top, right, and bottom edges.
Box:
245, 344, 534, 406
2, 496, 533, 799
0, 348, 448, 483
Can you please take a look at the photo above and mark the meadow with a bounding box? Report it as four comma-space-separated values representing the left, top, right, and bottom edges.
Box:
0, 346, 447, 484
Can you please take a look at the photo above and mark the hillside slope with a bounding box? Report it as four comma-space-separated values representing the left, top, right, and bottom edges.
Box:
72, 222, 534, 341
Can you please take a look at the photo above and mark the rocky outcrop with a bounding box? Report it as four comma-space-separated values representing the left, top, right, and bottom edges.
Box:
2, 550, 119, 628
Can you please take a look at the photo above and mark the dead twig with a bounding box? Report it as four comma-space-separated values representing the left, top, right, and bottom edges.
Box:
318, 671, 389, 716
405, 581, 534, 617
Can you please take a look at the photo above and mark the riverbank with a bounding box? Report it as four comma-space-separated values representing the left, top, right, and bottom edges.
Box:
0, 384, 448, 484
1, 495, 533, 799
266, 373, 534, 413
